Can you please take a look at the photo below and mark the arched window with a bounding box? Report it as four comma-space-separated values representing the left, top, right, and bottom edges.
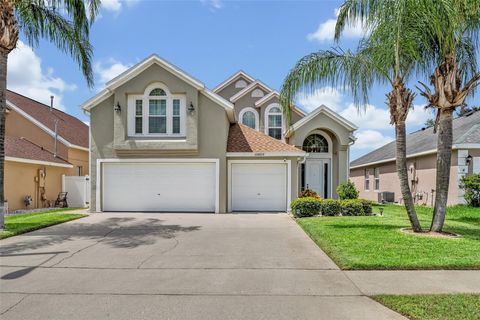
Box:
128, 83, 186, 136
251, 88, 265, 98
265, 104, 283, 139
302, 134, 329, 153
235, 79, 247, 88
239, 107, 259, 130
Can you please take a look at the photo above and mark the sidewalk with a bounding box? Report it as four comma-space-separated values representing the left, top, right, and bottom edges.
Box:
345, 270, 480, 295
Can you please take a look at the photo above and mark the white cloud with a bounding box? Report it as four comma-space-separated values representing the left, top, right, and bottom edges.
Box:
94, 59, 130, 86
297, 86, 343, 112
340, 103, 391, 130
307, 9, 367, 43
201, 0, 223, 11
407, 104, 434, 126
353, 129, 394, 150
7, 41, 76, 110
101, 0, 139, 13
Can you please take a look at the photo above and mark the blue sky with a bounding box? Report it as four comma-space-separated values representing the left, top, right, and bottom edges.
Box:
7, 0, 479, 160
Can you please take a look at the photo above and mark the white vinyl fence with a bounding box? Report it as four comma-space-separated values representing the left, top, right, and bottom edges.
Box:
62, 175, 90, 208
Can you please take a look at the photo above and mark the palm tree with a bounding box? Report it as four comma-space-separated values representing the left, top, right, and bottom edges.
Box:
415, 0, 480, 232
281, 0, 427, 231
0, 0, 100, 229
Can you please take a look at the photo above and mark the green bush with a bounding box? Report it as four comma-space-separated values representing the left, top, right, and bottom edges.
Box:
291, 197, 322, 217
321, 199, 342, 216
359, 199, 374, 215
336, 180, 359, 200
460, 174, 480, 207
341, 199, 366, 216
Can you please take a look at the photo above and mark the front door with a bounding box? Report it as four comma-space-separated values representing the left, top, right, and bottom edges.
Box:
305, 159, 330, 198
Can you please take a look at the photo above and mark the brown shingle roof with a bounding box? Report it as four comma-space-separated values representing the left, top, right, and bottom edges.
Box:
6, 90, 88, 148
227, 123, 304, 153
5, 136, 72, 166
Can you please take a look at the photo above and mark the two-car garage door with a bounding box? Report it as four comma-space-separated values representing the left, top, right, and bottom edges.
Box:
102, 162, 217, 212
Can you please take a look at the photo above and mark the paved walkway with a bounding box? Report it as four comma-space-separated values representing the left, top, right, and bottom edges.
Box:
0, 212, 478, 319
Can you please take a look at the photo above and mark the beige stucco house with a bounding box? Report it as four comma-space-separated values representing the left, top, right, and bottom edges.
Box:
82, 54, 357, 213
5, 90, 89, 212
350, 110, 480, 205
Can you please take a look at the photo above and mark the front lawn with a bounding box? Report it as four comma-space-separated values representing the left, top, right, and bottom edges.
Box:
0, 209, 87, 239
297, 204, 480, 269
373, 294, 480, 320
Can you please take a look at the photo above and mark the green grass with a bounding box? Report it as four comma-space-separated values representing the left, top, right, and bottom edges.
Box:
297, 204, 480, 269
0, 209, 87, 239
373, 294, 480, 320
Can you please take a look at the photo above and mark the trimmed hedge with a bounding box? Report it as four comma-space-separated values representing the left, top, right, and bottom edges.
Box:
341, 199, 364, 216
336, 180, 359, 200
359, 199, 374, 215
322, 199, 342, 216
291, 197, 322, 217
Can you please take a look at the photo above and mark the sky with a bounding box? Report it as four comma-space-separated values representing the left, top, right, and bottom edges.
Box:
6, 0, 479, 160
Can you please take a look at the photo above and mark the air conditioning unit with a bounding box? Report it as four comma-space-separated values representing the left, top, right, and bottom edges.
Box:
378, 192, 395, 204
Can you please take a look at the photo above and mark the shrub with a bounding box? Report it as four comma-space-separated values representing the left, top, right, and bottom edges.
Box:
299, 188, 321, 199
321, 199, 342, 216
291, 197, 322, 217
336, 180, 359, 200
460, 174, 480, 207
359, 199, 374, 215
341, 199, 365, 216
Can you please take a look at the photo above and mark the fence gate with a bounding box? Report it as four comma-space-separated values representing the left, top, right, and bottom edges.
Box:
62, 175, 90, 208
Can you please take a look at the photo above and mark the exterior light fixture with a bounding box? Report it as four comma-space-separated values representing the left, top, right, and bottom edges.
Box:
466, 154, 473, 165
188, 102, 195, 113
114, 102, 121, 113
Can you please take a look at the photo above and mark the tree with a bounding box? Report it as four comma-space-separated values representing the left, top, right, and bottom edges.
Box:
424, 118, 436, 127
281, 0, 427, 231
0, 0, 100, 229
415, 0, 480, 232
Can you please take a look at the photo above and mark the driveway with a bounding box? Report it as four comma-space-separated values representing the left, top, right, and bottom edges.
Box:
0, 213, 405, 319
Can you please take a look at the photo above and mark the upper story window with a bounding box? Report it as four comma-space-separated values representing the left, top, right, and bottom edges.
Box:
265, 104, 283, 140
374, 167, 380, 190
364, 169, 370, 191
239, 107, 259, 130
128, 83, 186, 137
302, 134, 329, 153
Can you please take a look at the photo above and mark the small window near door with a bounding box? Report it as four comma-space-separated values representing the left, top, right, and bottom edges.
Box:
76, 166, 83, 176
364, 169, 370, 191
374, 168, 380, 190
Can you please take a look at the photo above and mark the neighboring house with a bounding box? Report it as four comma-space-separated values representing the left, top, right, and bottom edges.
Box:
82, 54, 357, 213
350, 110, 480, 206
5, 90, 89, 212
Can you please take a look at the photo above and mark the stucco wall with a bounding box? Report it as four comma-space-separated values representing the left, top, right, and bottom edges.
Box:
6, 109, 69, 159
350, 151, 460, 205
5, 161, 67, 212
89, 86, 230, 212
215, 76, 253, 100
67, 148, 89, 176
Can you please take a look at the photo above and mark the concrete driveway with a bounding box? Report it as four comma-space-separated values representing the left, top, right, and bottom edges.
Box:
0, 213, 405, 319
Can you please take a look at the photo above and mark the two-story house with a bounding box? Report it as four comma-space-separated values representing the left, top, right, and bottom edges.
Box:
5, 90, 89, 212
83, 54, 357, 213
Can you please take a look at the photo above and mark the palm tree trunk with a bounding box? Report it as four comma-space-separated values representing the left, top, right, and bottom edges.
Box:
431, 108, 454, 232
395, 120, 422, 232
0, 47, 7, 229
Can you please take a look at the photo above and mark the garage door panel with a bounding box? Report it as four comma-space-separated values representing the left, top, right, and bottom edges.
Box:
103, 162, 216, 212
231, 163, 287, 212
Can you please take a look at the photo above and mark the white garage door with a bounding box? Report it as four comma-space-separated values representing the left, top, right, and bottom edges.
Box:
102, 162, 217, 212
231, 163, 287, 212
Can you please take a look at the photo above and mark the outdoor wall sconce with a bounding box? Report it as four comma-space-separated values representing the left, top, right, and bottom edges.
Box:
114, 102, 121, 113
466, 154, 473, 165
188, 102, 195, 113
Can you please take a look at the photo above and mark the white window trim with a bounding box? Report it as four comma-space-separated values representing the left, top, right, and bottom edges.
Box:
264, 103, 285, 140
127, 82, 186, 137
238, 107, 259, 130
364, 169, 370, 191
374, 167, 380, 191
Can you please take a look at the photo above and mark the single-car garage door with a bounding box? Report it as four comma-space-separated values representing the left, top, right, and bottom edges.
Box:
102, 161, 217, 212
231, 162, 287, 212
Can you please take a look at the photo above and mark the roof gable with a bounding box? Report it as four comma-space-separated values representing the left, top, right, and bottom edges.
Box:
213, 71, 255, 93
254, 91, 306, 117
6, 90, 89, 149
229, 80, 273, 102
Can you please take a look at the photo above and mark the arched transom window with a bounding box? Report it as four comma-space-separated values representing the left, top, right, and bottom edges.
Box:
303, 134, 329, 153
265, 104, 283, 140
128, 83, 186, 136
239, 107, 258, 130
